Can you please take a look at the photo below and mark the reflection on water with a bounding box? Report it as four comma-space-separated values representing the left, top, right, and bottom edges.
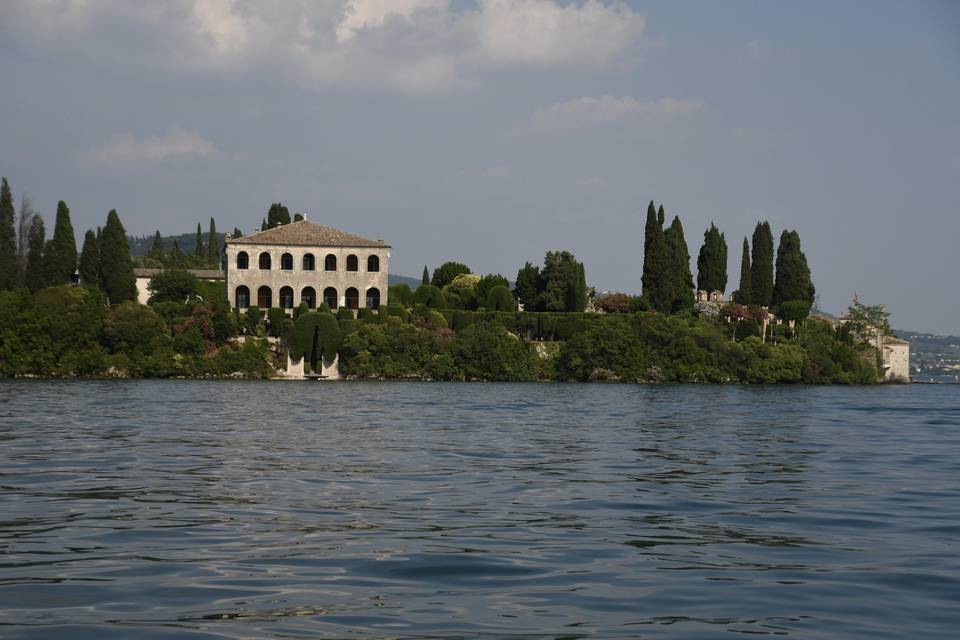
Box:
1, 381, 959, 638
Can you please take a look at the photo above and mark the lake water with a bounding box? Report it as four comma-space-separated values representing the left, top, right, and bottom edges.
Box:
1, 381, 958, 639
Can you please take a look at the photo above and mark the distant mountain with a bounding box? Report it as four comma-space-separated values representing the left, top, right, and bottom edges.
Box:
388, 274, 423, 289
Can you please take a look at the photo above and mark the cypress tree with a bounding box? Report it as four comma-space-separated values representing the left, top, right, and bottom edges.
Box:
44, 200, 77, 286
266, 203, 291, 228
0, 177, 16, 290
664, 216, 695, 312
78, 229, 100, 286
148, 230, 164, 259
194, 223, 204, 258
100, 209, 137, 303
750, 221, 774, 307
773, 230, 815, 317
261, 218, 268, 232
207, 217, 218, 260
422, 265, 430, 286
736, 237, 751, 304
232, 227, 243, 238
697, 223, 729, 294
25, 216, 46, 293
170, 240, 184, 267
641, 202, 663, 302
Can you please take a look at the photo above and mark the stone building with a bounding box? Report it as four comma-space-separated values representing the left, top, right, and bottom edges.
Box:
133, 268, 224, 305
881, 335, 910, 383
224, 219, 390, 313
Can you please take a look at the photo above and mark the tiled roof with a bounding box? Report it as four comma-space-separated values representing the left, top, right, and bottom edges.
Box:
133, 268, 225, 280
227, 219, 388, 248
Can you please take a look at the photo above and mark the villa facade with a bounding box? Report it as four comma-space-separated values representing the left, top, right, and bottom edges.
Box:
224, 219, 390, 313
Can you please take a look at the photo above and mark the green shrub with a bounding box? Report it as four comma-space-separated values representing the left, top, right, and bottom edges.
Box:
486, 285, 515, 312
388, 283, 413, 307
291, 312, 342, 372
147, 269, 198, 303
413, 284, 447, 309
336, 307, 355, 320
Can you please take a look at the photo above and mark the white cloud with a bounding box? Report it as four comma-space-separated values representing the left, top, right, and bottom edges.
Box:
524, 95, 702, 137
86, 127, 217, 169
3, 1, 646, 91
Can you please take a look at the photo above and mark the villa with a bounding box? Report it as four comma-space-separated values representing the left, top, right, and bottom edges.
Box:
224, 218, 390, 313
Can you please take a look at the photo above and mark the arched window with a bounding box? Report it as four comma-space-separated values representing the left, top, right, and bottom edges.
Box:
281, 253, 293, 270
345, 287, 359, 310
367, 255, 379, 272
346, 254, 359, 272
279, 286, 294, 309
301, 286, 316, 309
257, 285, 272, 308
323, 287, 338, 309
235, 285, 250, 308
302, 253, 315, 271
324, 254, 337, 271
366, 287, 381, 310
236, 251, 249, 270
259, 252, 271, 270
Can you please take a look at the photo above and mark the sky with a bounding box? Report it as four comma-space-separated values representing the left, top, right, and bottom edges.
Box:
1, 0, 958, 333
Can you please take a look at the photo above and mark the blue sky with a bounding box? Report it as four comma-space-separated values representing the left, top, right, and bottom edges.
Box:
1, 1, 958, 332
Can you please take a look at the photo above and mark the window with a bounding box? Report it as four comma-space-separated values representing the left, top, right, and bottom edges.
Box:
324, 254, 337, 271
237, 252, 249, 270
235, 285, 250, 309
323, 287, 338, 309
279, 286, 294, 309
303, 253, 315, 271
259, 252, 271, 270
346, 254, 358, 272
257, 286, 272, 308
345, 287, 359, 310
367, 255, 379, 272
366, 287, 381, 310
301, 287, 316, 309
281, 253, 293, 270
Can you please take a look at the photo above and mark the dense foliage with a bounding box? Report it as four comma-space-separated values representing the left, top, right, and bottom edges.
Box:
696, 223, 728, 293
750, 221, 774, 307
0, 178, 16, 290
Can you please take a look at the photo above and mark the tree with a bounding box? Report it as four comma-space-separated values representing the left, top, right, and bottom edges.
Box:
735, 237, 751, 304
100, 209, 137, 303
542, 250, 586, 312
44, 200, 77, 286
169, 240, 184, 267
476, 274, 509, 304
266, 203, 291, 229
232, 227, 243, 238
431, 261, 470, 288
772, 230, 815, 319
642, 202, 672, 313
148, 230, 164, 260
696, 222, 727, 293
147, 269, 198, 303
293, 213, 304, 222
845, 298, 891, 343
16, 194, 36, 288
207, 218, 218, 261
194, 223, 204, 258
664, 216, 695, 313
78, 229, 100, 286
413, 284, 447, 309
422, 265, 430, 286
514, 262, 542, 311
750, 221, 774, 307
0, 177, 16, 290
25, 216, 46, 292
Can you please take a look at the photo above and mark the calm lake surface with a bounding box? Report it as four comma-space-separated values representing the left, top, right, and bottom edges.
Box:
1, 381, 958, 639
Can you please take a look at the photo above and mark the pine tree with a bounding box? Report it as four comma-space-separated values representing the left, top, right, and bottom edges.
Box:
100, 209, 137, 303
148, 230, 164, 259
664, 216, 695, 313
78, 229, 100, 286
207, 217, 218, 260
194, 223, 204, 258
422, 265, 430, 286
750, 221, 774, 307
0, 177, 16, 290
44, 200, 77, 286
773, 230, 815, 318
25, 215, 46, 293
736, 237, 751, 304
